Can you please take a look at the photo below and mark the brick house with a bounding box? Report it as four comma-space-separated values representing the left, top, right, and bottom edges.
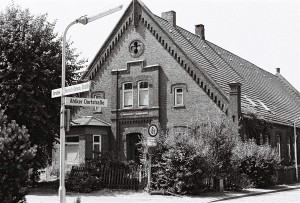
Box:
52, 0, 300, 171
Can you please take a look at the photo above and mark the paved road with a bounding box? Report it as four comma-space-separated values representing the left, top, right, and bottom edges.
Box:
26, 187, 300, 203
216, 188, 300, 203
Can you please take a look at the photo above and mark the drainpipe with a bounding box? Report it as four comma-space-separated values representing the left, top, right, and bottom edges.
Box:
116, 70, 120, 156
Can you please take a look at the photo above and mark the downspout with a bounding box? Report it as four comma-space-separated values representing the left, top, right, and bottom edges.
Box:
116, 70, 120, 156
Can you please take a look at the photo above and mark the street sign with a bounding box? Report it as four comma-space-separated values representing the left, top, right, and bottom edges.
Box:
148, 124, 158, 137
51, 81, 91, 98
65, 97, 108, 107
147, 137, 157, 147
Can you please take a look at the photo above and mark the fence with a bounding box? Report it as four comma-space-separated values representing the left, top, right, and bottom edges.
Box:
277, 165, 300, 184
70, 164, 147, 190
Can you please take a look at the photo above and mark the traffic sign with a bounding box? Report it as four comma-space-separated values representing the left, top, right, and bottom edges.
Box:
148, 124, 158, 137
147, 137, 157, 147
65, 97, 107, 107
51, 81, 91, 98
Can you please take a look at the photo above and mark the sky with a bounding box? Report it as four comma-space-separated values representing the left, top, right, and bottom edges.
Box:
1, 0, 300, 91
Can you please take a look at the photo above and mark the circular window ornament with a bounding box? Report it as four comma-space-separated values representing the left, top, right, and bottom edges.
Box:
129, 40, 144, 57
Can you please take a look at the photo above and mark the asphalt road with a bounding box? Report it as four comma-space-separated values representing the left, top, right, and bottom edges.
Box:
26, 188, 300, 203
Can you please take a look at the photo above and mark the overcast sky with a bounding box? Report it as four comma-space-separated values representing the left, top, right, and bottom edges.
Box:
1, 0, 300, 91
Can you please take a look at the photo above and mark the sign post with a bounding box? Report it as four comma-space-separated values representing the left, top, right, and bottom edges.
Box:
57, 5, 122, 203
146, 124, 159, 193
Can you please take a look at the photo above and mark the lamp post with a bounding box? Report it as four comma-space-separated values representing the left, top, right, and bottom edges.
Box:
59, 5, 122, 203
294, 117, 300, 182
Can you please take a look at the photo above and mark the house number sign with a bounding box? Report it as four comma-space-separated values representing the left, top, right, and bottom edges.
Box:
148, 124, 158, 137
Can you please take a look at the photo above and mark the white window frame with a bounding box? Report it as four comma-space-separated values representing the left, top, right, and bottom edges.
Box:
65, 136, 79, 145
123, 82, 133, 108
94, 94, 102, 112
65, 136, 79, 164
93, 135, 101, 159
277, 135, 281, 158
287, 136, 291, 162
174, 87, 184, 106
138, 81, 149, 107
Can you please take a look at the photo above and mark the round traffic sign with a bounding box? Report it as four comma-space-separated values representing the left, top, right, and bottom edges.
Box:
148, 146, 156, 155
148, 124, 158, 137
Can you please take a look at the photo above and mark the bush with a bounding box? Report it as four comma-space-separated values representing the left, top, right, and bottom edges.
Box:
143, 116, 240, 194
66, 152, 138, 192
0, 109, 37, 203
232, 139, 281, 188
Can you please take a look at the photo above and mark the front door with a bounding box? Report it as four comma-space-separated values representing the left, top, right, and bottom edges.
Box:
126, 133, 141, 163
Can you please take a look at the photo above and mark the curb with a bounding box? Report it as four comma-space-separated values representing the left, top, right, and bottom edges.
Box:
211, 185, 300, 202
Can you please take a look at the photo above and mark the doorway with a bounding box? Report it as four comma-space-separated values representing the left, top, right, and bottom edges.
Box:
126, 133, 141, 163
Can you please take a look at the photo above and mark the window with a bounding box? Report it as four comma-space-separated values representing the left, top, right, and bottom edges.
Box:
65, 136, 79, 164
93, 135, 101, 159
94, 95, 102, 112
287, 136, 291, 162
123, 82, 133, 108
138, 81, 149, 107
277, 135, 281, 158
175, 88, 184, 106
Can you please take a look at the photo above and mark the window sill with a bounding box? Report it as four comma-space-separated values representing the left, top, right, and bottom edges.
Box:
173, 105, 185, 109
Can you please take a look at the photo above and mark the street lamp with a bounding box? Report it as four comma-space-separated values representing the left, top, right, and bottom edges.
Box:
294, 117, 300, 182
59, 5, 122, 203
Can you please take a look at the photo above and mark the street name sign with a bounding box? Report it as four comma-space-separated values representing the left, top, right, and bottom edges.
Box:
65, 97, 108, 107
51, 81, 91, 98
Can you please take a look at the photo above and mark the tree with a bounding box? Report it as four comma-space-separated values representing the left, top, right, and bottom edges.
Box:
0, 4, 85, 174
0, 108, 37, 203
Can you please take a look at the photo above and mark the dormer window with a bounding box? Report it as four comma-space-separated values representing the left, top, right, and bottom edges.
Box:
123, 82, 133, 108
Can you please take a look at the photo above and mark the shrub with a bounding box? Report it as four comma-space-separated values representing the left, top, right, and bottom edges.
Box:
143, 116, 241, 194
66, 152, 138, 192
0, 109, 37, 203
232, 139, 281, 188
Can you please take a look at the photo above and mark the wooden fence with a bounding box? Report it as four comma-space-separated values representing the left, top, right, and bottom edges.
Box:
71, 164, 147, 190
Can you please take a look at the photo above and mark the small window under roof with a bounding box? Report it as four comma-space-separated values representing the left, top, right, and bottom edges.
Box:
244, 95, 257, 107
257, 100, 271, 112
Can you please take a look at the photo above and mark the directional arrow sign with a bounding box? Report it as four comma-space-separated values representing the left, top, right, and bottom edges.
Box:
51, 81, 91, 98
65, 97, 107, 107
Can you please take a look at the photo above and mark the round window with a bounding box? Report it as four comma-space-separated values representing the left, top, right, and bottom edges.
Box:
129, 40, 144, 57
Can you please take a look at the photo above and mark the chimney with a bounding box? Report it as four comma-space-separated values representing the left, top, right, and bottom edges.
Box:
161, 11, 176, 27
276, 68, 280, 74
228, 82, 241, 125
195, 24, 205, 40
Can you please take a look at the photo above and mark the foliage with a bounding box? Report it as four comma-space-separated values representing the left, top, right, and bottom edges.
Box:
232, 139, 281, 188
0, 4, 85, 175
243, 115, 273, 144
141, 116, 240, 194
0, 108, 37, 203
66, 152, 138, 192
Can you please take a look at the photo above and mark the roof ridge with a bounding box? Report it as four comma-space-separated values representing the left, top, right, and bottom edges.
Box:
276, 73, 300, 101
148, 14, 230, 102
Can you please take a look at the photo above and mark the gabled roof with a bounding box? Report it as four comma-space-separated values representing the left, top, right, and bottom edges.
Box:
71, 116, 111, 127
83, 0, 300, 127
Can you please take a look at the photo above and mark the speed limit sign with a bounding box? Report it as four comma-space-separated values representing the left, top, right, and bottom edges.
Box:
148, 124, 158, 137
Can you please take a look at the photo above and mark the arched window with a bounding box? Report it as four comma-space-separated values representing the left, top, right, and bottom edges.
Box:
277, 135, 281, 158
287, 136, 292, 162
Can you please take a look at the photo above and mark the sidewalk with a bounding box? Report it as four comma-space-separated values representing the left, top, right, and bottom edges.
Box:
26, 183, 300, 203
